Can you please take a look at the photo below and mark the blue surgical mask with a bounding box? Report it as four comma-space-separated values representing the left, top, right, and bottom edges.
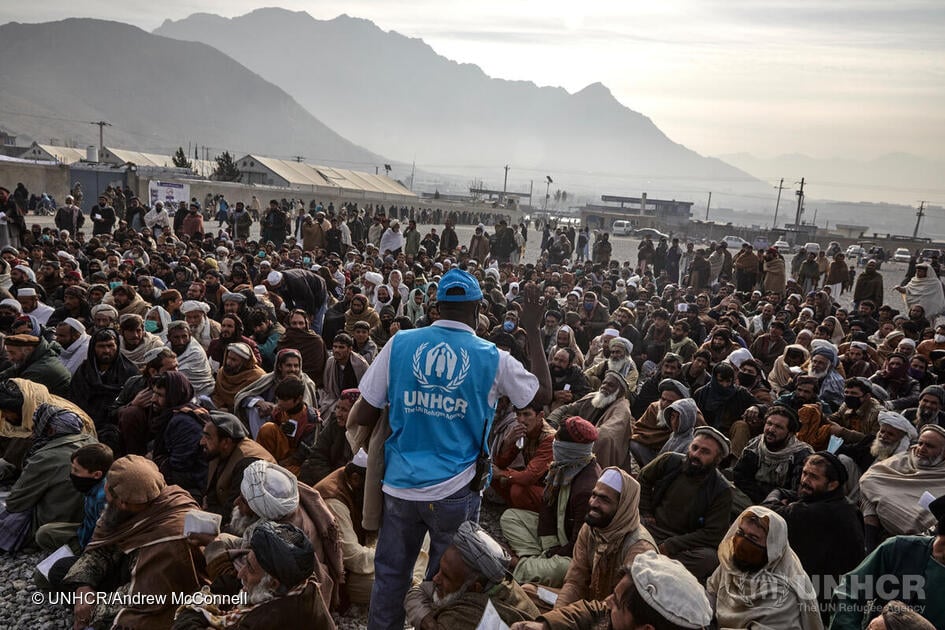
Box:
303, 257, 312, 265
109, 281, 122, 290
144, 320, 159, 333
503, 320, 515, 332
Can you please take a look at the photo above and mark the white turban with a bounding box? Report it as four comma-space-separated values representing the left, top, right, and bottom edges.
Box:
878, 410, 918, 453
240, 461, 299, 520
180, 300, 210, 315
62, 317, 86, 335
364, 271, 383, 286
726, 347, 753, 369
267, 271, 284, 286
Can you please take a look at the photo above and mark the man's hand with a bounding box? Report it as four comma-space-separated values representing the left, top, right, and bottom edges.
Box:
743, 405, 762, 427
73, 586, 95, 630
186, 532, 217, 548
130, 388, 153, 410
255, 401, 276, 418
828, 421, 844, 436
519, 282, 544, 330
510, 623, 547, 630
553, 389, 574, 404
508, 423, 526, 443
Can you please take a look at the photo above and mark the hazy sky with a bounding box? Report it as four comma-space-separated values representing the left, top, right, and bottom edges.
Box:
3, 1, 944, 162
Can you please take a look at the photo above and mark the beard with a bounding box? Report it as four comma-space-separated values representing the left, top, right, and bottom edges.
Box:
245, 574, 279, 605
432, 580, 472, 609
913, 452, 945, 468
808, 368, 828, 379
870, 439, 902, 461
607, 357, 628, 373
229, 505, 260, 537
585, 508, 616, 529
550, 365, 566, 378
683, 454, 712, 476
591, 390, 619, 409
101, 503, 137, 529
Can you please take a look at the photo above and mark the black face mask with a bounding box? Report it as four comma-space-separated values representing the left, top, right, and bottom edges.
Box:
844, 395, 863, 410
70, 473, 100, 494
737, 372, 756, 387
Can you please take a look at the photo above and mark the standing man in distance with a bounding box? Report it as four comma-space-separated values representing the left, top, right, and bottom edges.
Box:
351, 268, 552, 630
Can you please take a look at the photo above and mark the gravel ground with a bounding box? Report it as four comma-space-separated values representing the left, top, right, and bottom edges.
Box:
4, 217, 909, 628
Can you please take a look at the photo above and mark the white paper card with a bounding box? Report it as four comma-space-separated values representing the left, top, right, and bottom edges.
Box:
37, 544, 74, 579
537, 586, 559, 606
919, 491, 936, 510
476, 599, 510, 630
827, 435, 844, 454
184, 510, 222, 536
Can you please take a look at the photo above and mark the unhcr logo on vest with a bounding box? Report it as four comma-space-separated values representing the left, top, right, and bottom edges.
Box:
403, 342, 471, 418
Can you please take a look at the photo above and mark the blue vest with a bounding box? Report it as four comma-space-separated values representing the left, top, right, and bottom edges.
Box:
384, 324, 500, 489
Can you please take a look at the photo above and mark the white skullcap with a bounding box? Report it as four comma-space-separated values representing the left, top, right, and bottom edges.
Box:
240, 461, 299, 520
267, 271, 284, 286
631, 551, 713, 629
598, 468, 623, 493
62, 317, 86, 335
364, 271, 383, 286
253, 285, 268, 295
726, 347, 753, 369
352, 448, 368, 468
180, 300, 210, 315
14, 265, 35, 282
0, 298, 21, 313
603, 328, 620, 338
16, 287, 36, 298
898, 338, 917, 348
558, 325, 572, 334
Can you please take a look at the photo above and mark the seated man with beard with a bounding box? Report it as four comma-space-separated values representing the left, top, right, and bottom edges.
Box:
173, 521, 335, 629
182, 300, 221, 353
198, 411, 274, 529
828, 377, 883, 444
199, 461, 343, 612
555, 468, 657, 607
838, 410, 917, 499
733, 405, 813, 503
763, 452, 865, 612
276, 309, 327, 388
343, 293, 380, 334
584, 337, 638, 396
300, 389, 357, 486
638, 427, 733, 581
234, 348, 319, 438
167, 321, 215, 397
501, 416, 601, 589
212, 343, 266, 413
112, 347, 179, 455
117, 313, 165, 370
859, 424, 945, 548
548, 371, 634, 471
64, 456, 204, 630
706, 507, 822, 630
152, 371, 212, 501
547, 348, 592, 413
207, 314, 261, 372
632, 353, 684, 417
630, 378, 697, 467
257, 376, 321, 477
808, 344, 845, 412
404, 521, 539, 629
321, 333, 369, 415
903, 384, 945, 429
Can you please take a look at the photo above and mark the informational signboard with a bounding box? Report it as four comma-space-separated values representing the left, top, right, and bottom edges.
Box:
149, 180, 190, 208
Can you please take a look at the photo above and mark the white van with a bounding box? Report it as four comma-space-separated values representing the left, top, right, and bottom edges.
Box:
612, 220, 633, 236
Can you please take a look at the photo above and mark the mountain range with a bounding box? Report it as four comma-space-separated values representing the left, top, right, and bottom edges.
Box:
154, 8, 763, 200
0, 18, 383, 168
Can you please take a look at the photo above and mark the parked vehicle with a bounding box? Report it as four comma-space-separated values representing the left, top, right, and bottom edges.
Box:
802, 242, 821, 256
919, 248, 942, 261
773, 240, 791, 251
893, 248, 912, 263
722, 235, 749, 250
633, 227, 669, 240
612, 220, 633, 236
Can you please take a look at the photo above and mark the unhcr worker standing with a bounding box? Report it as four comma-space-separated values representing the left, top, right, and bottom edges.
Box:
351, 268, 551, 630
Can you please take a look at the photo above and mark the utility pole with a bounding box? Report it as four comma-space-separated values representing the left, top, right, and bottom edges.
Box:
89, 121, 111, 152
913, 201, 927, 239
793, 177, 805, 243
408, 160, 416, 191
812, 208, 818, 226
773, 178, 786, 229
543, 176, 553, 213
502, 165, 509, 204
705, 192, 712, 221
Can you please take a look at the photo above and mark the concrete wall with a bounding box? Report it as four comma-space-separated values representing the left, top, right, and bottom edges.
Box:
0, 160, 71, 200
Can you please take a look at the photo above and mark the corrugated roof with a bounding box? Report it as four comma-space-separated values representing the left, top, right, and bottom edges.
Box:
31, 144, 87, 164
244, 155, 415, 197
102, 148, 174, 168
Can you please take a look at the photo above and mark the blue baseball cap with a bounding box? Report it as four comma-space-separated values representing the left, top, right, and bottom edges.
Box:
436, 269, 483, 302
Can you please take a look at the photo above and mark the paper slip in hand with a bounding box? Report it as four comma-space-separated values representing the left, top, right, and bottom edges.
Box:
37, 544, 74, 579
476, 599, 510, 630
919, 491, 936, 510
184, 509, 222, 536
536, 586, 558, 606
827, 435, 844, 454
